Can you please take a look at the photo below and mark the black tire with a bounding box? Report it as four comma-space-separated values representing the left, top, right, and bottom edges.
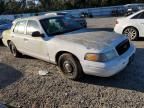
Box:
123, 27, 139, 41
88, 14, 93, 18
0, 39, 2, 45
83, 24, 87, 28
58, 53, 83, 80
9, 41, 21, 57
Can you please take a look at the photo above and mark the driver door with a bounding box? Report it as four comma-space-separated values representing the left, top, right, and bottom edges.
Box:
24, 20, 49, 61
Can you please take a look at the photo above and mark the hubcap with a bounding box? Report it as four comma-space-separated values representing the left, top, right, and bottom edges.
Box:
124, 28, 137, 39
63, 61, 73, 73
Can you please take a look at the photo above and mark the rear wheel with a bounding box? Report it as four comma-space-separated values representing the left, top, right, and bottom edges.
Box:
9, 41, 21, 57
58, 53, 83, 80
123, 27, 139, 41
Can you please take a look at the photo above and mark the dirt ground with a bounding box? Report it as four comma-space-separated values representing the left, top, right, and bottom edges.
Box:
0, 17, 144, 108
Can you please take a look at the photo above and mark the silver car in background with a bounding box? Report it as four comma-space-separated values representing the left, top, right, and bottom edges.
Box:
0, 19, 12, 39
46, 12, 87, 28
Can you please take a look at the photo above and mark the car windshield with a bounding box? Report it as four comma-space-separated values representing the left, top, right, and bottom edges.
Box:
40, 17, 82, 36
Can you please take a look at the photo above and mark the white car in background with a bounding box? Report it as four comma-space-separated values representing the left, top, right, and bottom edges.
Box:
114, 10, 144, 40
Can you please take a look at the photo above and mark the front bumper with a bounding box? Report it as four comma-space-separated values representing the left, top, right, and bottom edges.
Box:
81, 44, 136, 77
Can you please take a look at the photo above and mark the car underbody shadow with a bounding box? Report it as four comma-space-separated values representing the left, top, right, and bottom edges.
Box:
79, 48, 144, 93
136, 37, 144, 41
0, 63, 23, 89
22, 55, 36, 59
0, 40, 4, 46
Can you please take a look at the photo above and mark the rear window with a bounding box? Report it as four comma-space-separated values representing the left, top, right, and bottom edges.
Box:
132, 12, 144, 19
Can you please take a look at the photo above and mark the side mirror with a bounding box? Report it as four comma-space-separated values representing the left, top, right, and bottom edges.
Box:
31, 31, 44, 37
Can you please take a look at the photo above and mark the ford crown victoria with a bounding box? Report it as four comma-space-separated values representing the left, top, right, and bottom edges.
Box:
2, 15, 136, 80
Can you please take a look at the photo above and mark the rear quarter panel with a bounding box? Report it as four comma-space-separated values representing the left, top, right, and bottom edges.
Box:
115, 18, 141, 35
2, 29, 12, 47
122, 19, 143, 37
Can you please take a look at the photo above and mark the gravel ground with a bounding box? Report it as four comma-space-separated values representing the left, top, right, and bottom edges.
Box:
0, 17, 144, 108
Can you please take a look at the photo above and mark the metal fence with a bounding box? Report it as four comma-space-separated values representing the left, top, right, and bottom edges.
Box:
0, 3, 144, 21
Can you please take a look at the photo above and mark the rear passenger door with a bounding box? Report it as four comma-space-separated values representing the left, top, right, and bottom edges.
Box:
137, 12, 144, 36
12, 20, 27, 52
132, 12, 144, 36
24, 20, 49, 60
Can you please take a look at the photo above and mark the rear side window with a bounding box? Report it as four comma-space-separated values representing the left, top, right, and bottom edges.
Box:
14, 20, 27, 34
132, 12, 144, 19
26, 20, 40, 35
139, 12, 144, 19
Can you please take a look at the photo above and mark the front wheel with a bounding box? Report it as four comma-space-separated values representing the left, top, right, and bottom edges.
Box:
58, 53, 83, 80
123, 27, 139, 41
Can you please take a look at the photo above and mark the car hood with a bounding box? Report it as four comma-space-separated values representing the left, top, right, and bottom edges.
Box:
55, 29, 125, 51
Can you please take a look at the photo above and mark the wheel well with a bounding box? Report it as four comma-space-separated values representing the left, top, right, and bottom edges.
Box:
123, 26, 139, 35
7, 40, 11, 46
55, 51, 80, 64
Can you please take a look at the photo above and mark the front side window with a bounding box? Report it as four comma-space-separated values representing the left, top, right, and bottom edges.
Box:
139, 12, 144, 19
26, 20, 40, 35
40, 17, 82, 36
14, 20, 27, 34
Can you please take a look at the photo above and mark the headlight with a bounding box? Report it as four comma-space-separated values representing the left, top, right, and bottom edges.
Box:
84, 49, 118, 62
84, 53, 106, 62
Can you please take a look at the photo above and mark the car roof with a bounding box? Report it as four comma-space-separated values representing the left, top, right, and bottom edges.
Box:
124, 3, 144, 7
45, 12, 57, 16
57, 12, 68, 14
13, 15, 62, 24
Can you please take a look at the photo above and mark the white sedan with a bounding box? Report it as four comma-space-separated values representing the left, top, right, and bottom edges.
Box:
114, 10, 144, 40
2, 15, 135, 80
